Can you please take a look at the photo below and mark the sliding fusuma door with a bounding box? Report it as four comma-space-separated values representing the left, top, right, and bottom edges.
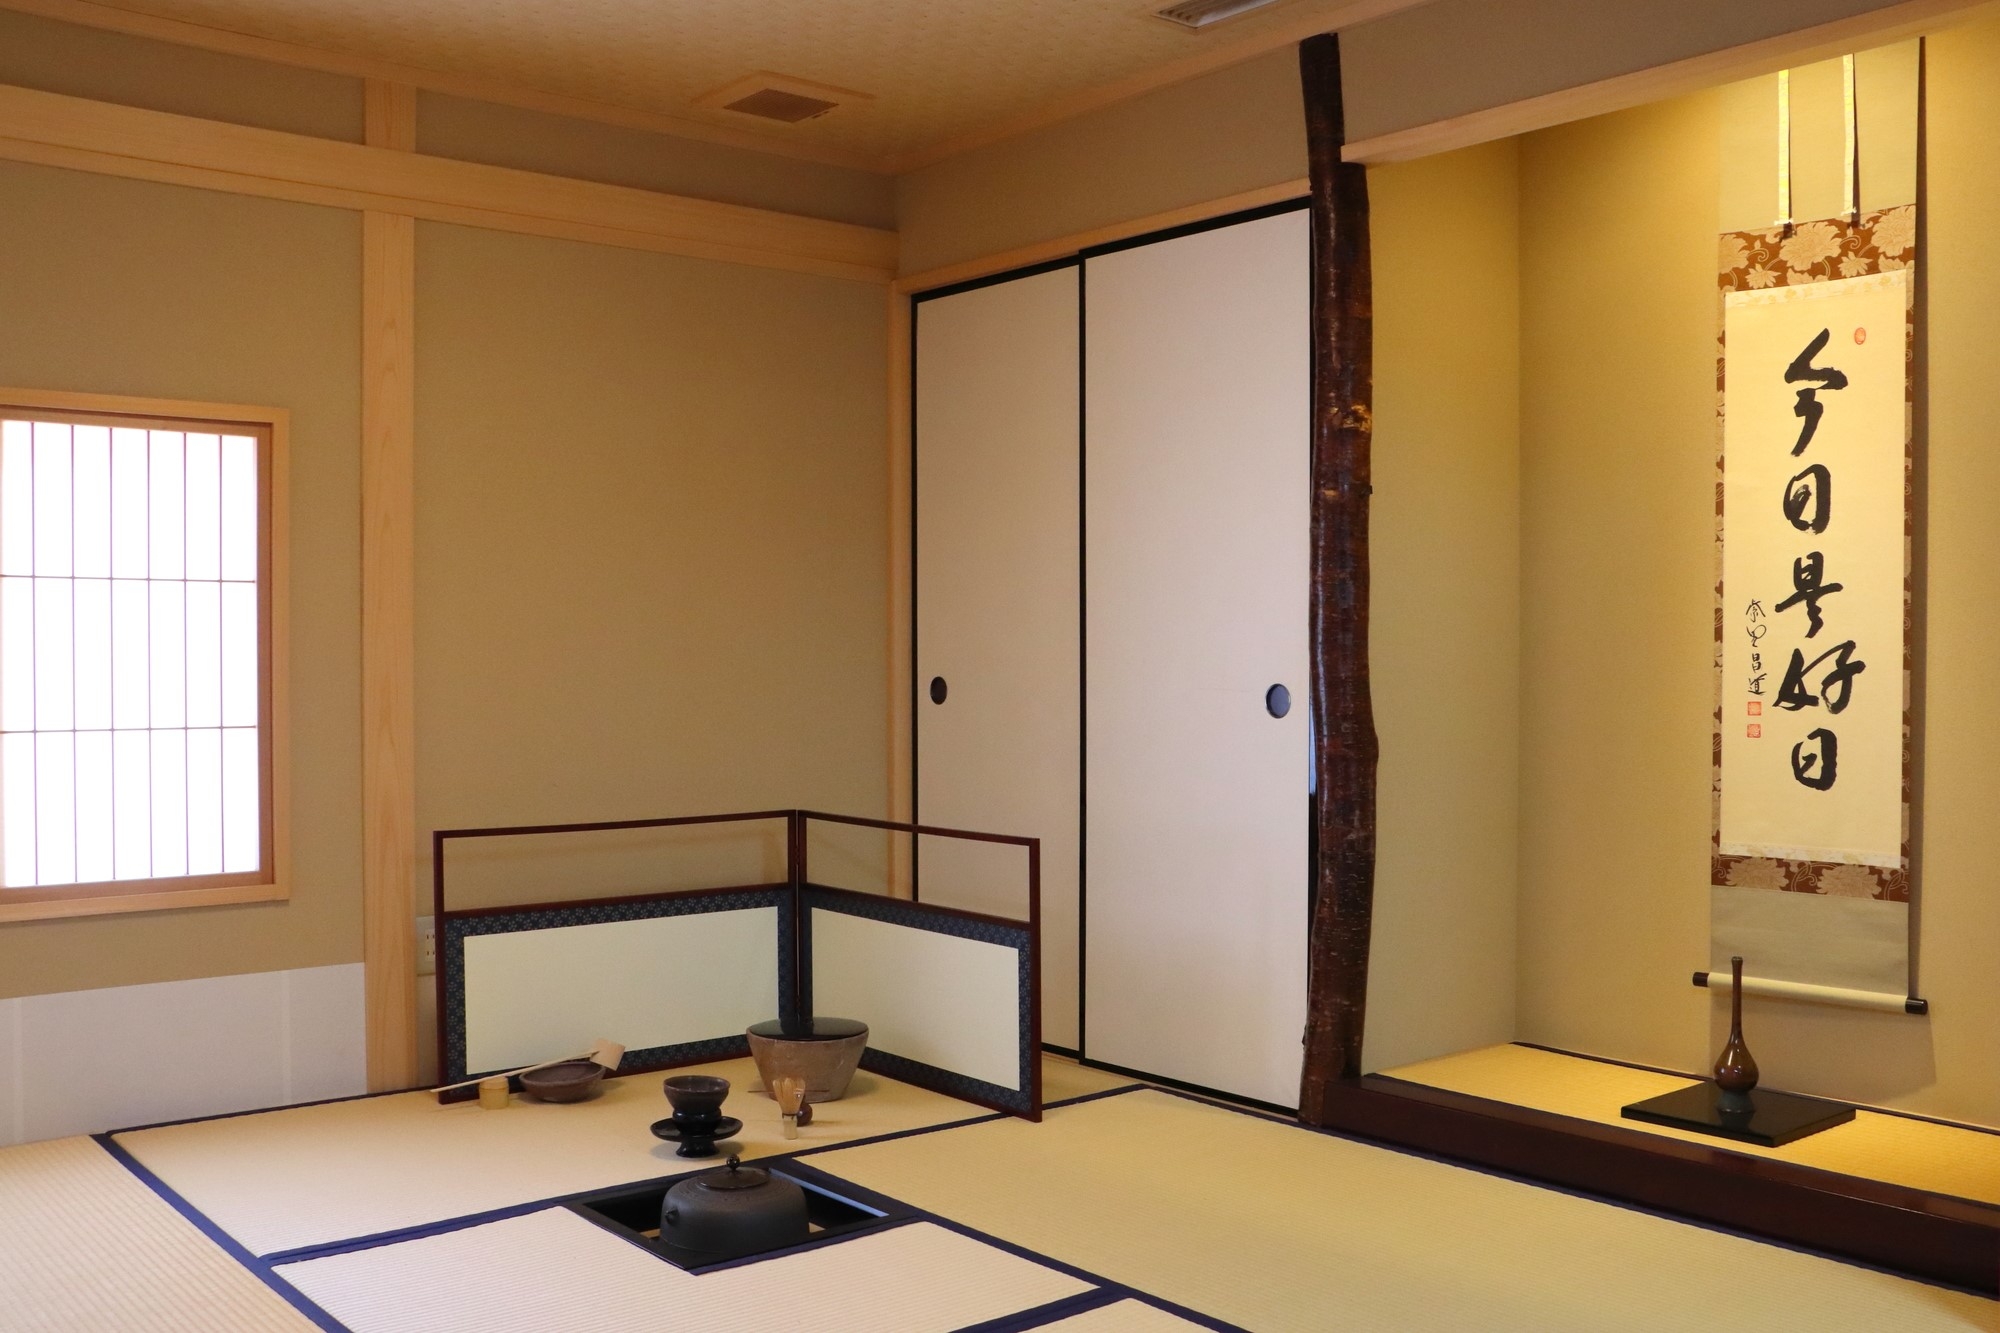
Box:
1082, 208, 1310, 1107
912, 263, 1082, 1049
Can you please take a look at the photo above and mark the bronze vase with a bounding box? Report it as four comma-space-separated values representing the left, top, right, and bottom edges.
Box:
1713, 955, 1759, 1111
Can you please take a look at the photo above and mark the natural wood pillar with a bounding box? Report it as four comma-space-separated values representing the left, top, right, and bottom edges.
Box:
1297, 34, 1379, 1123
361, 80, 419, 1091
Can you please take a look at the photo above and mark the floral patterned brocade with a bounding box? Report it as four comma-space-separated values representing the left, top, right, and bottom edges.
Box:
1710, 205, 1915, 904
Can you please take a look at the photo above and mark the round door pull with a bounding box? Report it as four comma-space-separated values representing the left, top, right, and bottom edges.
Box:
929, 676, 948, 705
1265, 684, 1291, 718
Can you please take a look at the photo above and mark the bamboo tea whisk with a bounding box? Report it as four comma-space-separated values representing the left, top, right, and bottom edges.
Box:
772, 1076, 808, 1138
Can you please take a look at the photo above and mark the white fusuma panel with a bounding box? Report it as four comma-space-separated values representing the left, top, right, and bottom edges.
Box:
1083, 209, 1311, 1109
811, 910, 1022, 1092
914, 264, 1081, 1048
463, 908, 778, 1073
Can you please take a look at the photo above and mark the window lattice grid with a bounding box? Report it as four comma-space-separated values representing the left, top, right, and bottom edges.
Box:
0, 417, 264, 889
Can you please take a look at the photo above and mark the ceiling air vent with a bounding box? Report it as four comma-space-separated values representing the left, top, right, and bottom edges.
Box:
1154, 0, 1283, 30
723, 87, 839, 123
695, 72, 873, 125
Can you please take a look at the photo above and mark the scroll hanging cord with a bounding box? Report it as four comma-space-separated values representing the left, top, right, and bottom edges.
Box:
1776, 69, 1793, 235
1843, 53, 1861, 224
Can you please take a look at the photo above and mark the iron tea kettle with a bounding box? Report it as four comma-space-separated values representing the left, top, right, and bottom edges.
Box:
657, 1155, 809, 1264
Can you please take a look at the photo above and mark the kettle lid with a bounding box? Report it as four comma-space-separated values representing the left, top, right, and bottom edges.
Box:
696, 1155, 769, 1191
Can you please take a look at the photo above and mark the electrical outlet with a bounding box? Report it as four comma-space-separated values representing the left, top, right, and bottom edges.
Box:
417, 915, 436, 976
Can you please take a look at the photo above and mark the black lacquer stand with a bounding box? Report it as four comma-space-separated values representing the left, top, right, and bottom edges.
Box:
1622, 956, 1854, 1148
1621, 1082, 1855, 1147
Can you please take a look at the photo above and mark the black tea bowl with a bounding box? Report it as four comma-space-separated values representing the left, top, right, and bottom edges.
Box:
663, 1074, 730, 1128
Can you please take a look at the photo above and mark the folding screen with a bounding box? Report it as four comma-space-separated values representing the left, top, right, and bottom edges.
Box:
435, 810, 1041, 1117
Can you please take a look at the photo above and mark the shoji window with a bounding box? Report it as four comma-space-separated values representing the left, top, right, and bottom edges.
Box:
0, 397, 285, 920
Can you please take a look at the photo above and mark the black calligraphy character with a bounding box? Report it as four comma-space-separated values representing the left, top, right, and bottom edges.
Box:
1783, 464, 1832, 534
1773, 551, 1844, 637
1791, 728, 1839, 791
1785, 329, 1849, 456
1745, 599, 1766, 620
1775, 640, 1866, 714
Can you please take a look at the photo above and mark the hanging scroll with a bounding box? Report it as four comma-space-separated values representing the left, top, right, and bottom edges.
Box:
1706, 43, 1922, 1014
1712, 207, 1916, 1010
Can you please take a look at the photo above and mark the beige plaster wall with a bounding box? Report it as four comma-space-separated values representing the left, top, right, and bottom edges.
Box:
416, 94, 896, 230
0, 162, 363, 998
894, 46, 1306, 275
412, 223, 891, 910
1362, 138, 1522, 1071
1517, 15, 2000, 1124
0, 7, 363, 140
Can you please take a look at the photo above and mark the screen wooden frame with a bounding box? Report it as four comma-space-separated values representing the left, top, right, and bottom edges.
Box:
0, 386, 289, 922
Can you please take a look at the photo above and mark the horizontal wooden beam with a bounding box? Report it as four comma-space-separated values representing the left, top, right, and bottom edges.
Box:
0, 82, 898, 283
893, 178, 1308, 294
0, 0, 883, 173
1342, 0, 1988, 163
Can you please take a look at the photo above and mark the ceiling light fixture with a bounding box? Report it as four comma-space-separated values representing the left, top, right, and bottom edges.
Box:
1153, 0, 1284, 31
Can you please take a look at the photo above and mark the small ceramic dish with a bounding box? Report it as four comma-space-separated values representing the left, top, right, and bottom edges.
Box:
520, 1059, 606, 1103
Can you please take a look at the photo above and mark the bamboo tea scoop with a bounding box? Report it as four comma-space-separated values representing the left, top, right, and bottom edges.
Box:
436, 1038, 626, 1105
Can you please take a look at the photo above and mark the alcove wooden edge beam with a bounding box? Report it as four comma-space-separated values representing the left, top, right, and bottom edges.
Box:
361, 81, 419, 1091
1339, 0, 1989, 164
1298, 32, 1380, 1122
0, 81, 898, 284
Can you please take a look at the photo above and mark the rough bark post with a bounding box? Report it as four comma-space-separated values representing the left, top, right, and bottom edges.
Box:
1297, 31, 1379, 1124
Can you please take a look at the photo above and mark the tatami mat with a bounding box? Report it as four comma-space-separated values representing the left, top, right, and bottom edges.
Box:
0, 1136, 316, 1333
278, 1209, 1089, 1333
1041, 1055, 1141, 1104
116, 1055, 986, 1256
817, 1087, 2000, 1331
1039, 1300, 1214, 1330
1387, 1043, 2000, 1207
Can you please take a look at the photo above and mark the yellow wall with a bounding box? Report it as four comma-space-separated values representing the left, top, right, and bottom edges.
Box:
1364, 139, 1523, 1071
412, 223, 890, 898
0, 162, 363, 998
1517, 15, 2000, 1124
1516, 90, 1723, 1080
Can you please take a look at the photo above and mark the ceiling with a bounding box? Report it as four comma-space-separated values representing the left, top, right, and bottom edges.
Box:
57, 0, 1430, 170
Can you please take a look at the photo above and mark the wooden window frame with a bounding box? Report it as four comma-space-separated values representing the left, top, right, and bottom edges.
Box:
0, 387, 289, 923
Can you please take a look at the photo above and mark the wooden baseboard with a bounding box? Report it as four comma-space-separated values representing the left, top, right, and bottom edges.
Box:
1312, 1074, 2000, 1294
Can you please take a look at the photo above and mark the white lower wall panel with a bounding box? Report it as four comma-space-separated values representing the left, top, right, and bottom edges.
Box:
2, 962, 364, 1146
1, 997, 19, 1149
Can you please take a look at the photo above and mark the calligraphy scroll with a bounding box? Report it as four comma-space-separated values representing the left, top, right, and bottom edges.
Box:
1711, 205, 1916, 1009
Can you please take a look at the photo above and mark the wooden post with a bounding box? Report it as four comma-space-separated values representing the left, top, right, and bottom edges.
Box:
361, 80, 420, 1091
1297, 33, 1379, 1124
